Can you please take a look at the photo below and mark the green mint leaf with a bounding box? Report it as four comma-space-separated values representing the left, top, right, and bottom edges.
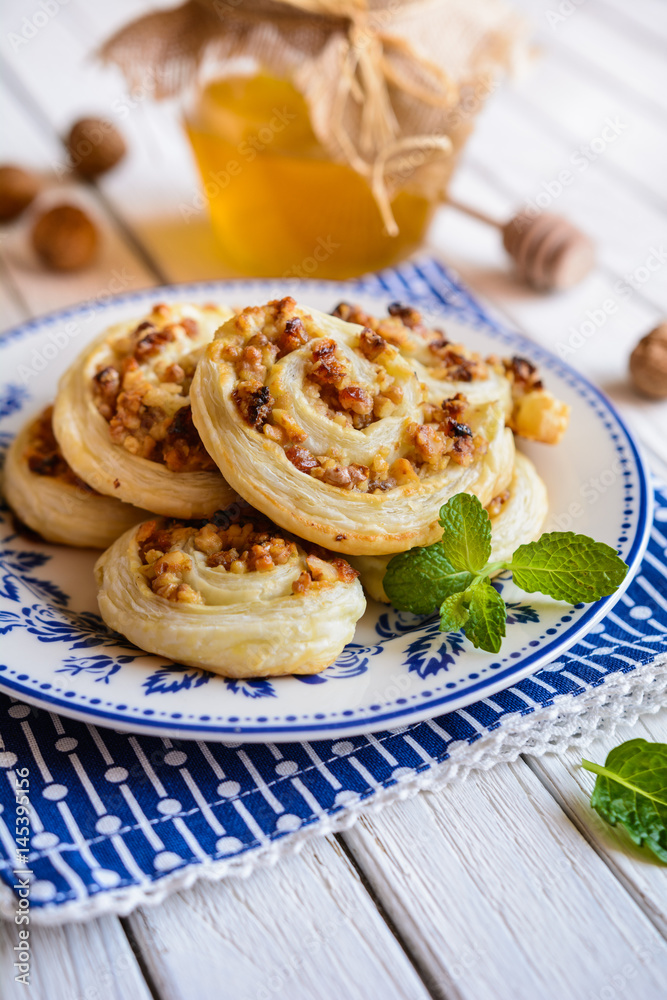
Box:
462, 580, 506, 653
438, 493, 491, 573
439, 591, 470, 632
510, 532, 628, 604
384, 544, 474, 615
582, 740, 667, 864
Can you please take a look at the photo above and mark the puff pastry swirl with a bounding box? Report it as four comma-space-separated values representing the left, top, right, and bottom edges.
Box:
191, 298, 515, 555
53, 302, 236, 518
95, 514, 366, 677
332, 302, 570, 444
351, 451, 548, 602
3, 406, 149, 548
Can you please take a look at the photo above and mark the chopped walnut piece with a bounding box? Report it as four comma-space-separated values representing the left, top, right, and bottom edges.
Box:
292, 571, 312, 594
232, 383, 274, 429
503, 355, 543, 393
237, 343, 267, 382
387, 302, 422, 328
412, 423, 447, 465
338, 385, 373, 415
427, 341, 486, 381
358, 327, 388, 361
285, 445, 319, 474
502, 356, 570, 444
92, 366, 121, 419
276, 317, 310, 357
161, 363, 185, 384
181, 317, 198, 338
193, 522, 223, 556
313, 463, 369, 489
309, 339, 347, 386
134, 326, 175, 361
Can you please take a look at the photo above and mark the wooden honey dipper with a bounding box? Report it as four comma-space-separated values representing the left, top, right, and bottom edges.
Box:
446, 198, 595, 292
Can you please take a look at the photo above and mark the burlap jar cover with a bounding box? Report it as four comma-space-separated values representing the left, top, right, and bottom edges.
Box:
101, 0, 526, 232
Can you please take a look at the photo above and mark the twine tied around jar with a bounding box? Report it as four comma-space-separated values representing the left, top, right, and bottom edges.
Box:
100, 0, 525, 234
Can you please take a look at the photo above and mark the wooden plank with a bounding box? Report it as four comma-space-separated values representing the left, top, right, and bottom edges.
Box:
342, 760, 667, 1000
512, 0, 667, 118
505, 55, 667, 206
590, 0, 667, 48
526, 707, 667, 938
0, 913, 153, 1000
127, 836, 432, 1000
0, 85, 156, 317
0, 7, 231, 285
0, 271, 28, 334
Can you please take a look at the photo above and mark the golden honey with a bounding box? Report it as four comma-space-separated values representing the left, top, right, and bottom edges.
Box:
185, 74, 437, 278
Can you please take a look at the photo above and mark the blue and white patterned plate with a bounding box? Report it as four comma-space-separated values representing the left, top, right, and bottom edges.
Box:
0, 264, 651, 741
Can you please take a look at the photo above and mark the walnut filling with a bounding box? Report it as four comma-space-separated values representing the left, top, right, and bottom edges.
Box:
332, 301, 488, 382
91, 306, 216, 472
219, 299, 405, 490
23, 406, 95, 493
136, 517, 358, 602
487, 354, 569, 444
487, 488, 510, 518
407, 393, 484, 472
283, 392, 484, 491
302, 337, 404, 430
333, 302, 570, 446
499, 355, 544, 396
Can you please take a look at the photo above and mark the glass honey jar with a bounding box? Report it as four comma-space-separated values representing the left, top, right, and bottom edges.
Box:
184, 72, 439, 279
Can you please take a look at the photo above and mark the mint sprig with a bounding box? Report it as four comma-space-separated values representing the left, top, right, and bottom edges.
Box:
438, 491, 492, 572
383, 493, 629, 653
582, 740, 667, 864
383, 544, 474, 615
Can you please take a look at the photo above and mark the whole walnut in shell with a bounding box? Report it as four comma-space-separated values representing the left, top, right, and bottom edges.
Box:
629, 323, 667, 399
32, 204, 98, 272
66, 117, 126, 179
0, 165, 41, 222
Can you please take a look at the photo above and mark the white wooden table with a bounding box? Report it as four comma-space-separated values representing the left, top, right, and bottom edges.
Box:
1, 2, 667, 997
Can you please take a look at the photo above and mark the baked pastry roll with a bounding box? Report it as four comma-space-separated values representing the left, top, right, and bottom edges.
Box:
53, 302, 236, 518
332, 302, 570, 444
95, 515, 366, 677
191, 297, 515, 556
3, 406, 148, 548
351, 451, 548, 603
